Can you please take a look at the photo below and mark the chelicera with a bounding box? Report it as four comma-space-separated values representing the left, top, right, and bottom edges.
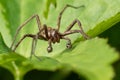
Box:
10, 4, 89, 58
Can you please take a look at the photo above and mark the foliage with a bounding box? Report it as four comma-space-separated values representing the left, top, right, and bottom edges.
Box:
0, 0, 120, 80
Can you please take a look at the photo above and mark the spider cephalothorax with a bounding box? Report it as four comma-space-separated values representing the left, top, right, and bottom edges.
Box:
10, 4, 89, 58
38, 25, 61, 43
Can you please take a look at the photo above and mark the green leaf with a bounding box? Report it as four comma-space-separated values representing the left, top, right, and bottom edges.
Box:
0, 37, 119, 80
55, 38, 118, 80
43, 0, 57, 19
0, 53, 61, 80
99, 21, 120, 80
0, 0, 120, 80
0, 33, 11, 53
87, 13, 120, 38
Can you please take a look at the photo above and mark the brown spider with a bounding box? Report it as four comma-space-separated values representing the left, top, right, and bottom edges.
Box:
10, 4, 89, 58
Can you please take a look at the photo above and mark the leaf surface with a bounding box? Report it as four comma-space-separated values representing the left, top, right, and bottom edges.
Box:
0, 0, 120, 80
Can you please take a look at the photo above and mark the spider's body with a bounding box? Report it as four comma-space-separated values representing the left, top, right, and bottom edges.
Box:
38, 26, 61, 43
10, 4, 89, 58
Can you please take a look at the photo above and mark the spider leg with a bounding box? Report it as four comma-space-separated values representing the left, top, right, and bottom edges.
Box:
57, 4, 84, 31
30, 38, 35, 59
47, 39, 53, 53
43, 24, 49, 39
63, 30, 89, 39
10, 14, 41, 50
62, 37, 72, 48
64, 19, 89, 39
30, 35, 41, 60
13, 34, 35, 52
42, 25, 53, 53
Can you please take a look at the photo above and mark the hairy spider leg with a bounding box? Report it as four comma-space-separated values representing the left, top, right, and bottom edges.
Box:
30, 35, 39, 59
13, 34, 35, 51
13, 25, 50, 58
63, 19, 89, 39
43, 24, 49, 39
57, 4, 84, 31
47, 39, 53, 53
38, 25, 53, 53
10, 14, 41, 50
61, 36, 72, 48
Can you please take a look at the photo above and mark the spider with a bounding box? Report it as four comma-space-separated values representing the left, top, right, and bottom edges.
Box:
10, 4, 89, 58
